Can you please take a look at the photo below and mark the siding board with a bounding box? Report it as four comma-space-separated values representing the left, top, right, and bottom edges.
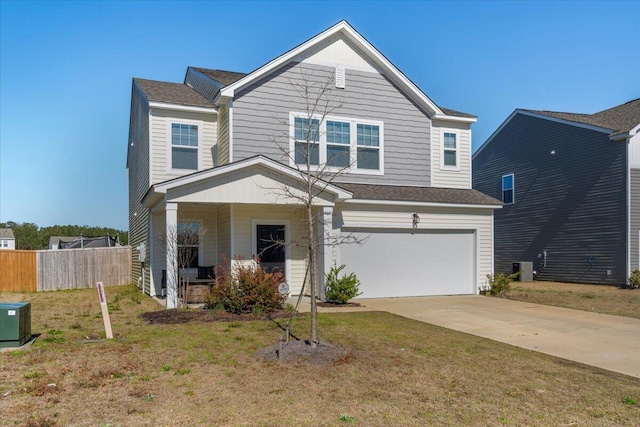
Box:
232, 62, 432, 187
473, 113, 627, 284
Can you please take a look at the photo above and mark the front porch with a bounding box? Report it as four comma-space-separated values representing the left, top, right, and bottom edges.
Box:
142, 157, 351, 308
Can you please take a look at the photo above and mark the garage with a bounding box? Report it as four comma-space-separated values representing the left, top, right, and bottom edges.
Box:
339, 229, 476, 298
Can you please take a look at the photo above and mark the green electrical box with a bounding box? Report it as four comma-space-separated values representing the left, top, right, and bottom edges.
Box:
0, 302, 31, 348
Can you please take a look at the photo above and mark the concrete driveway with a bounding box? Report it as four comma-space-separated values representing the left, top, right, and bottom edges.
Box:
358, 295, 640, 378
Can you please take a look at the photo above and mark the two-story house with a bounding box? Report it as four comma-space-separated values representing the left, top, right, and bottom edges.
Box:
473, 98, 640, 285
127, 21, 501, 308
0, 228, 16, 250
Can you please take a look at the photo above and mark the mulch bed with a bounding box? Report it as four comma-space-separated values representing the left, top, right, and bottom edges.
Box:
140, 309, 293, 325
317, 302, 362, 307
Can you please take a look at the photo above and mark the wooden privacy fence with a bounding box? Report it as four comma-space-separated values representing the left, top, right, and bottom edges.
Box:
0, 247, 131, 292
0, 250, 37, 292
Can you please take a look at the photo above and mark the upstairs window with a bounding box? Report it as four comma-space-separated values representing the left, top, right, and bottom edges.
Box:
291, 113, 383, 173
171, 123, 198, 170
443, 132, 457, 167
294, 117, 320, 166
326, 120, 350, 167
502, 174, 514, 204
357, 124, 380, 170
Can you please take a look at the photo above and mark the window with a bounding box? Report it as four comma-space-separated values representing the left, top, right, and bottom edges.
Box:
171, 123, 198, 170
502, 174, 514, 204
357, 124, 380, 170
326, 120, 350, 167
443, 132, 457, 167
177, 222, 200, 269
294, 117, 320, 165
291, 113, 383, 173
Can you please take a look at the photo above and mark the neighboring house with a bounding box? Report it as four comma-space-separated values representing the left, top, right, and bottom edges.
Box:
473, 98, 640, 285
49, 235, 119, 250
127, 21, 502, 308
0, 228, 16, 250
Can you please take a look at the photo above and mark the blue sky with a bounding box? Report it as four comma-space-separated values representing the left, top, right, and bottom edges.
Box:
1, 1, 638, 230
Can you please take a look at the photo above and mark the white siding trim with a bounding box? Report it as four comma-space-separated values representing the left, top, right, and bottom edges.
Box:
230, 205, 235, 257
148, 101, 216, 114
228, 100, 234, 163
343, 199, 501, 210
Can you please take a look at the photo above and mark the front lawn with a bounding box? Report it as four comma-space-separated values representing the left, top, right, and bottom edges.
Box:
1, 285, 638, 426
503, 281, 640, 319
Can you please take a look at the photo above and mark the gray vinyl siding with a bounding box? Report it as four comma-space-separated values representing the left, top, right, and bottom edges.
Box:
630, 169, 640, 272
473, 113, 627, 285
231, 61, 431, 186
127, 83, 151, 292
184, 68, 223, 104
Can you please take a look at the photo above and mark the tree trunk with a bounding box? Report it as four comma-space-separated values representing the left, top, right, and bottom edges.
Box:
309, 204, 318, 347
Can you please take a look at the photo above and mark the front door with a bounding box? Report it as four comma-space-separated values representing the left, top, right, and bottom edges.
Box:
256, 224, 286, 277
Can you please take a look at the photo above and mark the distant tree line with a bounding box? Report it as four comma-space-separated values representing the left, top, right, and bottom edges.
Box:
0, 221, 128, 250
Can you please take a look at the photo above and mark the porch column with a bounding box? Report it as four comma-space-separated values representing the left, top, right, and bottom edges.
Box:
317, 206, 333, 300
166, 202, 178, 309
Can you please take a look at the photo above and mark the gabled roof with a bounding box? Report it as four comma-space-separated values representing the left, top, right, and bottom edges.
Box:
142, 155, 353, 208
474, 98, 640, 159
523, 98, 640, 137
0, 228, 15, 239
215, 20, 476, 122
189, 68, 247, 86
338, 183, 502, 207
134, 78, 215, 109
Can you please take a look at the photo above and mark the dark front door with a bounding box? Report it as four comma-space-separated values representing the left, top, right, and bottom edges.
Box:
256, 224, 285, 277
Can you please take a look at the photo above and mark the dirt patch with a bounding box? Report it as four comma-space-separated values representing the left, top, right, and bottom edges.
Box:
317, 301, 362, 308
140, 308, 292, 324
255, 339, 351, 364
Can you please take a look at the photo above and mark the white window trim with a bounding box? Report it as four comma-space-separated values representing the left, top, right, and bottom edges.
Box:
440, 129, 460, 171
251, 219, 291, 281
167, 119, 204, 174
289, 112, 384, 175
177, 219, 204, 271
502, 173, 515, 204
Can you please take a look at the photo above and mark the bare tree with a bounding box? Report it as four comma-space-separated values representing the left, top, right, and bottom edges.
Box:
160, 221, 204, 308
260, 69, 363, 347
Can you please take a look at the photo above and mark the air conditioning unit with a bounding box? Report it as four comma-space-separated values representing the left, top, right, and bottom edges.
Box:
0, 302, 31, 349
512, 262, 533, 282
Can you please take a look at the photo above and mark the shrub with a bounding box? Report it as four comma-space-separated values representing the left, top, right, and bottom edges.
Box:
205, 257, 286, 314
628, 270, 640, 289
482, 272, 519, 296
325, 264, 361, 304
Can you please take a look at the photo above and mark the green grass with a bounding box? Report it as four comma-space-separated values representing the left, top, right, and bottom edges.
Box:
1, 284, 639, 426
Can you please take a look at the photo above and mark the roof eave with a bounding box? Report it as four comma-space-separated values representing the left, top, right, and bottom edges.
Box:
148, 101, 217, 114
342, 198, 501, 209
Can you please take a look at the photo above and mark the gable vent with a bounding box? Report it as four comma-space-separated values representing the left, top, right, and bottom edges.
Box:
335, 65, 345, 89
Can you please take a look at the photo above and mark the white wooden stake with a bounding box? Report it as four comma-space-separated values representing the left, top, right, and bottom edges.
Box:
96, 282, 113, 339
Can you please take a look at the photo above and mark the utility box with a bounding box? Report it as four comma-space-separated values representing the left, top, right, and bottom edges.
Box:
512, 262, 533, 282
0, 302, 31, 348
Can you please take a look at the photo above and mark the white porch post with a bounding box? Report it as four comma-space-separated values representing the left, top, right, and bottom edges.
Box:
166, 202, 178, 309
317, 206, 333, 300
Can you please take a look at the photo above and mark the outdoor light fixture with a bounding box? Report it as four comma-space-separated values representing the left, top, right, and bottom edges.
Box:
412, 212, 420, 228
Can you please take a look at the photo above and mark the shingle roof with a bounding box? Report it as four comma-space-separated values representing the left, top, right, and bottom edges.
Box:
525, 98, 640, 137
190, 68, 247, 86
439, 107, 477, 119
134, 78, 215, 108
337, 183, 502, 206
0, 228, 15, 239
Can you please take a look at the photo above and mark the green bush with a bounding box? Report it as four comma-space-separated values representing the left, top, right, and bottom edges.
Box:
482, 272, 519, 296
325, 264, 361, 304
205, 258, 286, 314
629, 270, 640, 289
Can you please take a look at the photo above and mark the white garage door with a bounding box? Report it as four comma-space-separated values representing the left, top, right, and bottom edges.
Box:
340, 229, 475, 298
